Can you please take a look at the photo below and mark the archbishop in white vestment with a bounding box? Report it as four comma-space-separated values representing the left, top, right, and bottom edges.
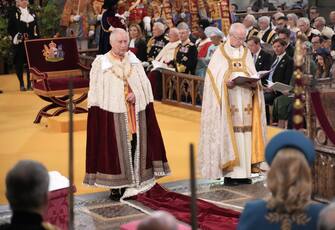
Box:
198, 23, 267, 180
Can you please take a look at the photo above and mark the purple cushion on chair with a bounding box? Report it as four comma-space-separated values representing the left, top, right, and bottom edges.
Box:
34, 77, 89, 91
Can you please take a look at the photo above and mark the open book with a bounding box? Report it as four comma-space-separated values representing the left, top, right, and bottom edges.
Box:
231, 70, 270, 85
266, 80, 293, 93
152, 60, 175, 71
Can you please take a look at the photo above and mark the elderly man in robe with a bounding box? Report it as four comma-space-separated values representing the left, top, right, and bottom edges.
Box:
148, 27, 181, 100
198, 23, 267, 186
84, 28, 170, 200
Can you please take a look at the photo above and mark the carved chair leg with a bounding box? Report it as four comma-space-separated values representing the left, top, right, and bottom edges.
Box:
34, 103, 59, 124
53, 108, 68, 116
74, 107, 88, 114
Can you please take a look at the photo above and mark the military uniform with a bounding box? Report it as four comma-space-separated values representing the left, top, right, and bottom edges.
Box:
7, 6, 39, 90
174, 39, 198, 74
147, 33, 169, 62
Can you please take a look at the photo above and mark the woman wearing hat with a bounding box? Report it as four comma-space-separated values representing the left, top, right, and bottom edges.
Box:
238, 131, 325, 230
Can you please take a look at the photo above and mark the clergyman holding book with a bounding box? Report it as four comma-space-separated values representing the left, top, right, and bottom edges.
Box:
198, 23, 267, 186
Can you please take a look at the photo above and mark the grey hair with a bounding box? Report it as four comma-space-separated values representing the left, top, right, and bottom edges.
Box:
153, 22, 165, 32
315, 16, 326, 25
169, 27, 179, 35
177, 22, 190, 31
229, 23, 247, 36
258, 16, 270, 25
244, 14, 256, 26
6, 160, 49, 212
109, 28, 129, 44
273, 12, 285, 20
297, 17, 310, 27
317, 202, 335, 230
287, 13, 298, 22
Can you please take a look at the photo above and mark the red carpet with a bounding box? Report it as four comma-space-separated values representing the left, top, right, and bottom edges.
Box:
128, 184, 240, 230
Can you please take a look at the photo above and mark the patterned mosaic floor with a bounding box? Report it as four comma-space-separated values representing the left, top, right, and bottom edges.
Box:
0, 177, 270, 229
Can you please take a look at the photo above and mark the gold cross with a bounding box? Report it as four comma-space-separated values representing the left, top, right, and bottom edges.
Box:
244, 104, 253, 115
230, 105, 239, 115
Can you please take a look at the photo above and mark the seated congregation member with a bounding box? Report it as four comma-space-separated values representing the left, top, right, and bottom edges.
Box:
257, 16, 277, 44
148, 27, 181, 100
329, 11, 335, 31
315, 48, 333, 79
0, 160, 58, 230
287, 13, 300, 33
264, 38, 294, 124
238, 130, 325, 230
196, 27, 224, 77
314, 16, 335, 39
194, 19, 212, 57
318, 203, 335, 230
297, 17, 321, 41
155, 27, 181, 65
312, 35, 323, 61
129, 23, 147, 62
243, 14, 259, 41
146, 22, 169, 68
174, 22, 198, 74
247, 36, 273, 86
273, 41, 317, 129
84, 28, 170, 201
277, 28, 295, 58
194, 19, 213, 77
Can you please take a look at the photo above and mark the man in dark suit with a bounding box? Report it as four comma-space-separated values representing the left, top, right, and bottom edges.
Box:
7, 0, 39, 91
277, 28, 295, 58
264, 38, 294, 124
0, 160, 58, 230
247, 36, 272, 86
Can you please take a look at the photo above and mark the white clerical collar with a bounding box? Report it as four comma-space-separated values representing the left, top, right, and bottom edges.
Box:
101, 51, 140, 71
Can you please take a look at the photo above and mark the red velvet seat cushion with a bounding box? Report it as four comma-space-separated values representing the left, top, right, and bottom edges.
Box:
34, 77, 89, 91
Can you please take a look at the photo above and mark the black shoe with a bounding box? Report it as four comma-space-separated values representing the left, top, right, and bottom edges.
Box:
224, 177, 252, 186
20, 86, 26, 91
109, 189, 121, 201
27, 86, 32, 91
224, 177, 240, 186
0, 90, 3, 94
236, 178, 252, 184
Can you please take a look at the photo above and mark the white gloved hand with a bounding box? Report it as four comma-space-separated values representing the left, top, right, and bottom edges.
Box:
97, 14, 102, 21
73, 15, 81, 22
13, 33, 21, 45
142, 61, 149, 67
88, 30, 95, 37
143, 16, 151, 32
